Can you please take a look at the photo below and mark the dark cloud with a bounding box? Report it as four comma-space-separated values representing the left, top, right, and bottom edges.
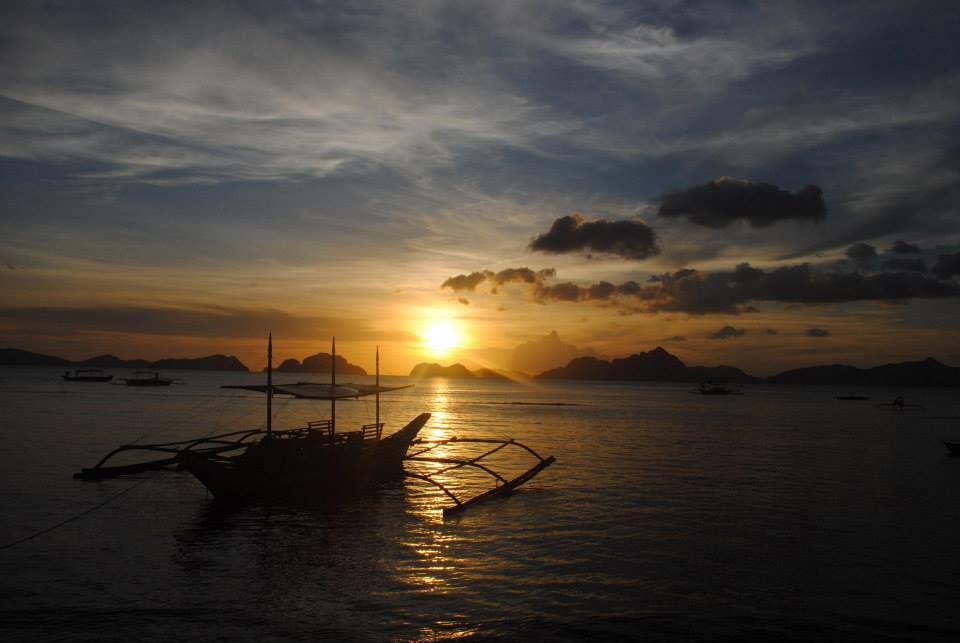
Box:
442, 272, 489, 292
490, 267, 556, 288
529, 213, 659, 260
457, 298, 470, 305
765, 328, 778, 334
637, 263, 960, 314
664, 335, 687, 342
881, 257, 926, 272
932, 251, 960, 278
890, 240, 922, 254
0, 305, 375, 340
658, 177, 826, 229
707, 325, 747, 340
845, 242, 877, 267
442, 267, 555, 293
531, 280, 644, 304
806, 328, 830, 337
499, 261, 960, 313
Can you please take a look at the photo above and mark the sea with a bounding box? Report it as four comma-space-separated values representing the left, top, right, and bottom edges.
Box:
1, 366, 959, 642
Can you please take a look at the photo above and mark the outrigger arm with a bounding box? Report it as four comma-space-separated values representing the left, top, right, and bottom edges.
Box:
404, 437, 556, 517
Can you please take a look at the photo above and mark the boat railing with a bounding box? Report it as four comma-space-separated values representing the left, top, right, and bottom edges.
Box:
360, 422, 383, 441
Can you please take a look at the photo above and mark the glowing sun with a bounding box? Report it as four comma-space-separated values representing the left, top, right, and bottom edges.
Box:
421, 320, 463, 357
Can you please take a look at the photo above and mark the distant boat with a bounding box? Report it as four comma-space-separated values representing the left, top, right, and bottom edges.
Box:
878, 396, 924, 410
694, 382, 742, 395
121, 371, 175, 386
76, 337, 556, 516
944, 441, 960, 456
62, 369, 113, 382
835, 395, 870, 401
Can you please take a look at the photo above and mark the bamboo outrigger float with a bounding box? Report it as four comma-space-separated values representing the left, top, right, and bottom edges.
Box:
74, 336, 556, 517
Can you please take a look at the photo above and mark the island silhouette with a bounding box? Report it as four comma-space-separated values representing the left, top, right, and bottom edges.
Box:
409, 347, 960, 387
4, 346, 959, 386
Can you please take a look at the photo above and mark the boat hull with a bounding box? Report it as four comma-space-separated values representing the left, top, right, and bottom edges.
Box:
124, 379, 173, 386
178, 412, 431, 504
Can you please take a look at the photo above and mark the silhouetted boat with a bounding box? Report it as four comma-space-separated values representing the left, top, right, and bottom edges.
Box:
122, 371, 175, 386
62, 369, 113, 382
693, 383, 742, 395
878, 396, 924, 410
944, 441, 960, 456
76, 336, 555, 516
835, 395, 870, 401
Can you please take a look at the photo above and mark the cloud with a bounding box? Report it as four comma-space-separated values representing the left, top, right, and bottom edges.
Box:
765, 328, 778, 334
457, 298, 470, 305
529, 213, 659, 260
932, 251, 960, 278
441, 267, 555, 293
805, 327, 830, 337
881, 257, 926, 272
707, 325, 747, 340
530, 280, 643, 304
845, 242, 877, 267
0, 305, 376, 340
664, 335, 687, 342
448, 260, 960, 314
657, 177, 826, 229
632, 262, 960, 314
442, 272, 489, 292
890, 240, 922, 254
490, 267, 556, 288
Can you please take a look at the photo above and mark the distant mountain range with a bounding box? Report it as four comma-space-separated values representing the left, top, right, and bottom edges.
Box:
413, 347, 960, 387
537, 347, 758, 384
409, 363, 519, 380
5, 346, 958, 386
276, 352, 366, 375
767, 358, 960, 387
0, 348, 248, 372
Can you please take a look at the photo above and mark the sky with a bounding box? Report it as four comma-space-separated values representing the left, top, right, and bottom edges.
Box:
1, 0, 959, 376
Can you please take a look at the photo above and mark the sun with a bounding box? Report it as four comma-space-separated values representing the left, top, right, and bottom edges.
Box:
421, 319, 462, 358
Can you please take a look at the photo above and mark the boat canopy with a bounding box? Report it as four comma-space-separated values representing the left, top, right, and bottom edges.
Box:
222, 382, 412, 400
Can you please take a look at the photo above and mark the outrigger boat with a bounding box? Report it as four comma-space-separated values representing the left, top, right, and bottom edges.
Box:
75, 336, 556, 517
878, 396, 924, 410
62, 369, 113, 382
122, 371, 175, 386
693, 383, 742, 396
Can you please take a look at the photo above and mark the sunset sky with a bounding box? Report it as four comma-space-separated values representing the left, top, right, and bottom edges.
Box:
2, 1, 959, 376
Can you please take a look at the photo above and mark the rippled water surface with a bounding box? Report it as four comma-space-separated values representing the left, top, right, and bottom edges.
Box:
2, 366, 960, 641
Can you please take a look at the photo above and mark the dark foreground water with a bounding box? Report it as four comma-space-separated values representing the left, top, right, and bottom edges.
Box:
2, 366, 959, 641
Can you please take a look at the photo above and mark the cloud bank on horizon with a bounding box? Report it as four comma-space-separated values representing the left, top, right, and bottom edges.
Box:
1, 0, 959, 370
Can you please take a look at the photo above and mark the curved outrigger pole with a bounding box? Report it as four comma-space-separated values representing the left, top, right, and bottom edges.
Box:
73, 429, 267, 480
404, 437, 556, 517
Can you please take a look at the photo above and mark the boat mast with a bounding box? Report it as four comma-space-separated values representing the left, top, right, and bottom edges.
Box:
330, 336, 336, 434
376, 345, 380, 431
267, 333, 273, 439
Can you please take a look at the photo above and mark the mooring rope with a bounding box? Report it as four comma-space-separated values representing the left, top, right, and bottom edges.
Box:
0, 475, 153, 551
0, 385, 248, 552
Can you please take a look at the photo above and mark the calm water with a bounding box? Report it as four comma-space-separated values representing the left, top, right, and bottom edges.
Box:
2, 366, 959, 641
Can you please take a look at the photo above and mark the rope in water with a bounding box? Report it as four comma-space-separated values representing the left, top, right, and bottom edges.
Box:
0, 384, 252, 552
